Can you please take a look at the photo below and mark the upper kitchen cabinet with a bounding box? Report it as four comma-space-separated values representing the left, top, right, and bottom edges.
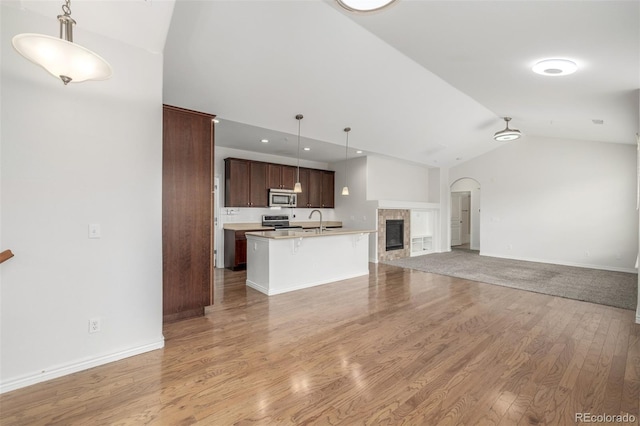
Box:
163, 105, 215, 322
225, 158, 250, 207
225, 158, 269, 207
295, 168, 334, 208
308, 169, 323, 208
225, 158, 335, 208
296, 168, 310, 208
250, 161, 269, 207
321, 171, 335, 208
268, 164, 296, 190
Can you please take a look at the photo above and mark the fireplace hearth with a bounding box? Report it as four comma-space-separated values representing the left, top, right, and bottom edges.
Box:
385, 219, 404, 251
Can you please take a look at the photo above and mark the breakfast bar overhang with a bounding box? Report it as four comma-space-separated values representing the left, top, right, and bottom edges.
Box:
245, 229, 376, 295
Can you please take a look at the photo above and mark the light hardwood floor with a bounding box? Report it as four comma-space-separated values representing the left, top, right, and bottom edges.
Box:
1, 264, 639, 425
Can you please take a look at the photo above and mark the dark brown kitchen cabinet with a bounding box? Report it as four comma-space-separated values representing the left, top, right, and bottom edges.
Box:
224, 229, 250, 270
268, 164, 297, 190
225, 158, 269, 207
296, 168, 310, 207
225, 158, 250, 207
224, 227, 271, 270
308, 169, 323, 208
321, 171, 335, 208
163, 104, 215, 323
249, 161, 268, 206
225, 158, 334, 208
295, 169, 334, 208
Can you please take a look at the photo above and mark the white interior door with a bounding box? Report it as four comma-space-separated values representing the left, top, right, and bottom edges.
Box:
451, 193, 462, 246
461, 192, 470, 244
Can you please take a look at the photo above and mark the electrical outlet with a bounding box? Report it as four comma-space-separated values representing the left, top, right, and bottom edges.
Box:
89, 317, 101, 333
88, 224, 101, 239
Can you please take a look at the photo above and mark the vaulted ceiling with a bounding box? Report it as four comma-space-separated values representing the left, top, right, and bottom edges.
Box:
10, 0, 640, 167
163, 0, 639, 167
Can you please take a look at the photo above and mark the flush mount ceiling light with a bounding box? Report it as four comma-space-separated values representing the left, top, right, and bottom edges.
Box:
493, 117, 522, 141
532, 59, 577, 76
12, 0, 112, 85
336, 0, 397, 12
294, 114, 303, 193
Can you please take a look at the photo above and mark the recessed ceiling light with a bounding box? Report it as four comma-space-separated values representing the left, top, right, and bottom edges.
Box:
260, 139, 269, 143
336, 0, 397, 12
303, 147, 311, 151
356, 150, 363, 154
592, 119, 604, 125
532, 59, 578, 76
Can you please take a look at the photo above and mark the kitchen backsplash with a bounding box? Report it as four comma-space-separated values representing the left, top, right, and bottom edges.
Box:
219, 206, 339, 225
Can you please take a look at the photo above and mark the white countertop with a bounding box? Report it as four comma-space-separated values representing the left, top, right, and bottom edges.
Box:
245, 228, 376, 240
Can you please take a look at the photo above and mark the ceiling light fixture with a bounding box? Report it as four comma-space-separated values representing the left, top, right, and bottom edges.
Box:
304, 147, 311, 151
261, 139, 269, 143
294, 114, 303, 193
532, 59, 577, 76
336, 0, 397, 12
342, 127, 351, 196
12, 0, 112, 85
493, 117, 522, 141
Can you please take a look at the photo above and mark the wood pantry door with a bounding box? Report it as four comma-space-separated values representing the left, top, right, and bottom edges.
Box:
162, 105, 215, 322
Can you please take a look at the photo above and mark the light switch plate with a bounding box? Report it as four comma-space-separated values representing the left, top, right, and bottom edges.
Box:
89, 224, 101, 239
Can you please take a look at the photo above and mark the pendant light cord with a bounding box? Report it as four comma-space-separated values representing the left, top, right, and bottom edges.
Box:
296, 114, 303, 183
344, 127, 350, 188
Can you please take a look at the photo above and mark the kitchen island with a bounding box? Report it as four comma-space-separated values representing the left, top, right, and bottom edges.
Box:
245, 228, 375, 295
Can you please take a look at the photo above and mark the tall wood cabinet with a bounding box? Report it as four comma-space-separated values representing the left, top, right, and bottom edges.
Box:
162, 105, 215, 322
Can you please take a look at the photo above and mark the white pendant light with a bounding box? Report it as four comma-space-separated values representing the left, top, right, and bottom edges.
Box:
294, 114, 303, 193
337, 0, 397, 12
341, 127, 351, 196
493, 117, 522, 141
12, 0, 112, 85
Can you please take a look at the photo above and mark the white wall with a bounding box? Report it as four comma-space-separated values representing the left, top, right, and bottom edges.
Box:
428, 168, 441, 203
1, 5, 164, 392
333, 156, 379, 261
366, 156, 430, 202
636, 132, 640, 323
450, 136, 638, 273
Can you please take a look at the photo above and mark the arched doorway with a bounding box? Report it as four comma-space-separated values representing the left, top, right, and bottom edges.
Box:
450, 178, 481, 251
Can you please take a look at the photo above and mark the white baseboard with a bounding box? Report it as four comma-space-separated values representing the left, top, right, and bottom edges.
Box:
0, 338, 165, 394
480, 252, 638, 274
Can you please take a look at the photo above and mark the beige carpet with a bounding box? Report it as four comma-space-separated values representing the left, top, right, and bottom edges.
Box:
383, 251, 638, 310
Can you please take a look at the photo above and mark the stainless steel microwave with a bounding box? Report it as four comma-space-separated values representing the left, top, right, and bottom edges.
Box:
269, 189, 297, 207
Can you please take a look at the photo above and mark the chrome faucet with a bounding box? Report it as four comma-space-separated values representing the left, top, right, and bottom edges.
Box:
309, 209, 323, 233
